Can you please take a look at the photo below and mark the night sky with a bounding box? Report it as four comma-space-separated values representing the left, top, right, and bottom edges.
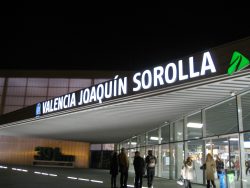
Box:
1, 6, 250, 71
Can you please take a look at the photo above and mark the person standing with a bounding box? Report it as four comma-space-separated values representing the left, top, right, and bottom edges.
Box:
246, 159, 250, 175
110, 151, 119, 188
205, 153, 216, 188
182, 157, 194, 188
118, 148, 129, 188
145, 150, 157, 188
215, 155, 224, 178
133, 151, 145, 188
234, 157, 240, 181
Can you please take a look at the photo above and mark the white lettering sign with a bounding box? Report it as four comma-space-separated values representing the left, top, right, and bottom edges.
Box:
40, 51, 216, 115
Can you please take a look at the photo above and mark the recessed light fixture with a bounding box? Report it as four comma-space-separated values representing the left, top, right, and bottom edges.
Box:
187, 123, 203, 128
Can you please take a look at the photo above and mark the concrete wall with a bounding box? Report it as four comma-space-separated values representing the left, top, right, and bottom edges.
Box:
0, 135, 90, 168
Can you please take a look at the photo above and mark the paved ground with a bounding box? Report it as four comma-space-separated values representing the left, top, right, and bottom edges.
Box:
0, 164, 205, 188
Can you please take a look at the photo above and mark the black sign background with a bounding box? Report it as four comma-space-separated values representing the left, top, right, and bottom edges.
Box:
0, 38, 249, 125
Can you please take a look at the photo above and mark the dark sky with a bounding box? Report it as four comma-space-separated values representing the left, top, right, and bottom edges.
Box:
1, 6, 250, 71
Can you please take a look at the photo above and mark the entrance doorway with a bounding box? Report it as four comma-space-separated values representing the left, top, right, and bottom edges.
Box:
205, 134, 240, 188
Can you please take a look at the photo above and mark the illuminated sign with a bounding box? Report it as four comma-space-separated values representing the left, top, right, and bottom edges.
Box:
227, 51, 250, 75
133, 52, 216, 91
40, 51, 217, 115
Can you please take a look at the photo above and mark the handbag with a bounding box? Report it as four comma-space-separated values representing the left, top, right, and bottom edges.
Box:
176, 175, 184, 186
200, 163, 206, 170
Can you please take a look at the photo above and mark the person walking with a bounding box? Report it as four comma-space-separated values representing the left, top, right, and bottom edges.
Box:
145, 150, 157, 188
182, 156, 194, 188
133, 151, 145, 188
110, 151, 119, 188
118, 148, 129, 188
205, 153, 216, 188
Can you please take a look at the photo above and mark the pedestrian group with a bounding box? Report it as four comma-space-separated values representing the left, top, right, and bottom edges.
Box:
110, 148, 157, 188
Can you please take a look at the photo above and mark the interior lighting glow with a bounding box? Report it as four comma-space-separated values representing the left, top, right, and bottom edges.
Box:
187, 123, 203, 128
229, 138, 239, 141
150, 137, 162, 141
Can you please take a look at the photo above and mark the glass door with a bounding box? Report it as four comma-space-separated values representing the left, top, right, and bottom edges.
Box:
205, 134, 240, 188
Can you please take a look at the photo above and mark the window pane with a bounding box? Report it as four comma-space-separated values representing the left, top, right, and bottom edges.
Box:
90, 144, 102, 150
173, 119, 183, 141
25, 97, 47, 106
94, 78, 110, 85
26, 87, 47, 96
138, 134, 146, 147
161, 144, 170, 179
242, 91, 250, 131
27, 78, 48, 87
170, 142, 184, 179
0, 87, 3, 96
147, 129, 159, 145
186, 140, 204, 184
161, 124, 170, 144
69, 79, 92, 88
242, 132, 250, 188
102, 144, 114, 151
48, 87, 68, 97
205, 98, 238, 137
121, 139, 130, 149
6, 87, 26, 96
187, 112, 202, 139
5, 96, 24, 106
68, 87, 83, 93
49, 79, 69, 87
8, 78, 27, 87
0, 78, 5, 86
130, 136, 138, 148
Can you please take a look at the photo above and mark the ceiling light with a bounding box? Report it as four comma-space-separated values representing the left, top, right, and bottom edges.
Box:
150, 137, 162, 141
187, 123, 203, 128
229, 138, 238, 141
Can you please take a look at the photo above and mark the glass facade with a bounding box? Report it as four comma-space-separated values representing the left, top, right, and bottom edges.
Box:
0, 77, 110, 114
118, 89, 250, 187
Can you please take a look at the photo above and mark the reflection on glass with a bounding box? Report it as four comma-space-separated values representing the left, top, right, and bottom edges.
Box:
173, 119, 183, 142
205, 98, 238, 137
161, 144, 170, 179
243, 133, 250, 188
241, 91, 250, 131
148, 129, 159, 145
187, 140, 204, 184
170, 143, 184, 179
161, 124, 170, 144
187, 112, 202, 139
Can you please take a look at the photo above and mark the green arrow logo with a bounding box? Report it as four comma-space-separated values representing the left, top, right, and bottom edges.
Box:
228, 51, 250, 75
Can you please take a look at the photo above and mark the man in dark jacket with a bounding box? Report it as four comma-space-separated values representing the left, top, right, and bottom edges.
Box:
118, 148, 129, 188
145, 150, 157, 188
133, 151, 145, 188
110, 151, 119, 188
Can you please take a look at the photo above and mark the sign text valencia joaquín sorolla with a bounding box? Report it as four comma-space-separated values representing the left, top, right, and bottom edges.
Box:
39, 51, 216, 116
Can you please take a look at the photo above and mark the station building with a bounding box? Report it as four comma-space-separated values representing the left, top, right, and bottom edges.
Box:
0, 37, 250, 187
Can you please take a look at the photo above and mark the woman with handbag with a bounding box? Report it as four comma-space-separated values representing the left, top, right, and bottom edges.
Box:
205, 153, 216, 188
